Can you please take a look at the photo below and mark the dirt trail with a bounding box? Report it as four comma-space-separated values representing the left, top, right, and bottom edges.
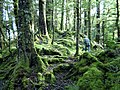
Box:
43, 59, 76, 90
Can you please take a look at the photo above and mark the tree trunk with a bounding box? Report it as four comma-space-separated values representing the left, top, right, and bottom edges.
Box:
60, 0, 65, 31
75, 0, 80, 56
88, 0, 91, 40
0, 0, 3, 49
39, 0, 49, 38
84, 10, 87, 33
73, 0, 76, 31
116, 0, 120, 41
46, 0, 52, 33
65, 0, 68, 30
96, 0, 100, 44
17, 0, 38, 67
102, 21, 105, 47
13, 0, 18, 29
51, 0, 55, 44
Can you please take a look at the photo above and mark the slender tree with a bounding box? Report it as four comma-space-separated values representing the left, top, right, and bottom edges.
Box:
39, 0, 49, 38
51, 0, 55, 44
75, 0, 80, 56
116, 0, 120, 41
60, 0, 65, 31
13, 0, 18, 29
46, 0, 52, 32
96, 0, 100, 43
73, 0, 76, 31
0, 0, 3, 49
84, 9, 87, 33
88, 0, 91, 40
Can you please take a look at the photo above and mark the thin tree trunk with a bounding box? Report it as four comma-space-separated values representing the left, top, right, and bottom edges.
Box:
0, 0, 3, 49
96, 0, 100, 44
102, 21, 105, 47
84, 10, 87, 33
73, 0, 76, 31
39, 0, 49, 38
116, 0, 120, 41
88, 0, 91, 40
51, 0, 54, 44
60, 0, 65, 31
13, 0, 18, 29
54, 0, 57, 30
65, 0, 68, 30
46, 0, 52, 33
75, 0, 80, 56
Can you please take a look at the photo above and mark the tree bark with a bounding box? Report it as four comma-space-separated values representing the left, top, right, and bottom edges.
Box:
84, 10, 87, 33
51, 0, 55, 44
39, 0, 49, 38
13, 0, 18, 29
116, 0, 120, 41
18, 0, 38, 67
75, 0, 80, 56
0, 0, 3, 49
88, 0, 91, 40
60, 0, 65, 31
96, 0, 100, 44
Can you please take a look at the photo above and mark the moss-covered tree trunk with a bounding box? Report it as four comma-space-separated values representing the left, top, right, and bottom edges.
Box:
17, 0, 38, 68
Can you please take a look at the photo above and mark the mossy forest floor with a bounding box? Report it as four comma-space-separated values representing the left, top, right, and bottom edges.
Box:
0, 32, 120, 90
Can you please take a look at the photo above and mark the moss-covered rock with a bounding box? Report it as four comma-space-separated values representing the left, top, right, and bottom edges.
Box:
35, 44, 62, 56
105, 71, 120, 90
52, 43, 71, 56
56, 39, 75, 48
97, 49, 120, 63
77, 67, 104, 90
78, 52, 98, 66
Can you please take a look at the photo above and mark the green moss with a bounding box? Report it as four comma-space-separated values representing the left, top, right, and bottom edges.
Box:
110, 84, 120, 90
53, 63, 70, 73
77, 67, 104, 90
47, 58, 64, 64
2, 46, 16, 58
44, 70, 56, 83
97, 48, 120, 63
78, 52, 98, 66
37, 55, 47, 72
56, 39, 75, 48
104, 58, 120, 73
52, 44, 70, 56
105, 71, 120, 89
65, 84, 79, 90
38, 72, 45, 82
41, 57, 49, 67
